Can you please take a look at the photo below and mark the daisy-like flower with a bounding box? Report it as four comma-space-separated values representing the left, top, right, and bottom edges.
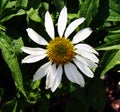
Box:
21, 6, 99, 92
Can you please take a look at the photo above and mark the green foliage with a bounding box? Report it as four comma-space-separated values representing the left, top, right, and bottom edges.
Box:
0, 32, 26, 97
98, 50, 120, 77
26, 8, 41, 22
79, 0, 99, 27
0, 0, 120, 111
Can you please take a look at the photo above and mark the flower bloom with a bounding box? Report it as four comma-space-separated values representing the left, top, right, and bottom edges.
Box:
21, 6, 99, 92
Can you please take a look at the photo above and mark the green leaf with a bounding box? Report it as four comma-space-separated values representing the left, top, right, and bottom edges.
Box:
52, 0, 65, 11
104, 31, 120, 42
12, 38, 24, 55
26, 8, 41, 22
106, 0, 120, 22
12, 102, 17, 112
1, 98, 16, 112
5, 1, 17, 9
16, 0, 28, 7
109, 0, 120, 14
1, 9, 25, 22
99, 50, 120, 77
0, 0, 9, 13
68, 14, 79, 20
0, 33, 26, 97
97, 38, 120, 50
79, 0, 99, 27
0, 25, 6, 31
107, 9, 120, 21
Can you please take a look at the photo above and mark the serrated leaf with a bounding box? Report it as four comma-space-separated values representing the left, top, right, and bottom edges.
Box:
5, 1, 17, 9
109, 0, 120, 14
27, 8, 41, 22
79, 0, 99, 27
12, 38, 24, 54
107, 9, 120, 21
0, 33, 26, 97
99, 50, 120, 77
16, 0, 28, 7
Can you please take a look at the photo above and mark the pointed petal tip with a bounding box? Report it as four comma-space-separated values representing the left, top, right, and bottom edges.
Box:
58, 5, 67, 37
45, 10, 55, 38
33, 77, 38, 82
26, 28, 32, 32
21, 59, 25, 64
32, 78, 36, 82
51, 88, 56, 92
81, 84, 85, 87
63, 6, 67, 10
33, 73, 41, 81
72, 27, 93, 44
80, 80, 85, 87
80, 17, 86, 21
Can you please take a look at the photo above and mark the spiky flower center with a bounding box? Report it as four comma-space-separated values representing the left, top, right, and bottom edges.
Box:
46, 38, 75, 64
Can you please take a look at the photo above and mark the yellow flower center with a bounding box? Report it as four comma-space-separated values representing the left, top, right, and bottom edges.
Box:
46, 37, 75, 64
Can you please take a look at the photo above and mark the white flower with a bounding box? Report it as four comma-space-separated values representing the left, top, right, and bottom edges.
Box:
21, 6, 99, 92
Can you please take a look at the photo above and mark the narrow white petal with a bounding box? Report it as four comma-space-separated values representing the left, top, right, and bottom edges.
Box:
26, 28, 48, 45
72, 28, 92, 44
45, 70, 51, 89
22, 54, 46, 63
21, 47, 46, 55
46, 64, 56, 89
58, 6, 67, 37
75, 55, 89, 66
84, 59, 98, 70
73, 58, 94, 78
75, 55, 98, 69
75, 43, 98, 55
65, 17, 85, 38
45, 11, 55, 39
64, 62, 85, 87
33, 62, 51, 81
76, 50, 99, 63
51, 65, 63, 92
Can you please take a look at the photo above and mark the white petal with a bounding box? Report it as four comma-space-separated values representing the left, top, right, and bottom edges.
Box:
33, 62, 51, 81
64, 62, 85, 87
72, 28, 92, 44
45, 70, 51, 89
22, 54, 46, 63
76, 50, 99, 63
51, 65, 63, 92
58, 6, 67, 37
45, 64, 56, 89
45, 11, 55, 39
75, 43, 98, 55
74, 55, 89, 66
26, 28, 48, 45
65, 17, 85, 38
73, 58, 94, 78
21, 47, 46, 55
75, 55, 98, 69
84, 59, 98, 70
